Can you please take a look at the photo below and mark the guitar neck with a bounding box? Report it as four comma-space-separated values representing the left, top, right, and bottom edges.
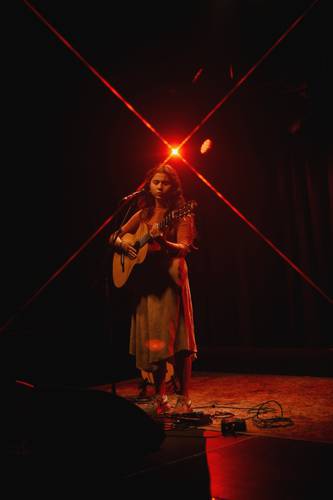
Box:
136, 217, 170, 249
136, 202, 195, 249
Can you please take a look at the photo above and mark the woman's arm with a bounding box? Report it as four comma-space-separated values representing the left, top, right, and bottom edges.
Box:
150, 216, 195, 256
108, 210, 142, 259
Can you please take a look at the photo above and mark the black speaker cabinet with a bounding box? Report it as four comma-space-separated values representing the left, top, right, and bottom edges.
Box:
5, 384, 165, 461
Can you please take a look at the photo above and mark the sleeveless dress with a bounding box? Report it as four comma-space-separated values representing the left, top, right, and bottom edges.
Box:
118, 207, 197, 373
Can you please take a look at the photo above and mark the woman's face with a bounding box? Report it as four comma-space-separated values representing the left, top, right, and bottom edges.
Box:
149, 172, 172, 200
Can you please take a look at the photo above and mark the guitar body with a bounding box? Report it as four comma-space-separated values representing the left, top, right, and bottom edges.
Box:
112, 222, 149, 288
112, 200, 197, 288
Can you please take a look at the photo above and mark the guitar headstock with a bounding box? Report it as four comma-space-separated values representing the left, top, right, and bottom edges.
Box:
182, 200, 197, 215
173, 200, 197, 220
160, 200, 197, 229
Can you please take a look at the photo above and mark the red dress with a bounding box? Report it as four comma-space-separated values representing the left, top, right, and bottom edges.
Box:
118, 207, 197, 372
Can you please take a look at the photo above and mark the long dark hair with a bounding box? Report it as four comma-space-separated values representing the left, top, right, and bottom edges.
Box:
138, 164, 185, 214
138, 163, 197, 244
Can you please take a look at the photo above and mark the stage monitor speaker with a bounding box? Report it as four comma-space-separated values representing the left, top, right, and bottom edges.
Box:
7, 385, 165, 461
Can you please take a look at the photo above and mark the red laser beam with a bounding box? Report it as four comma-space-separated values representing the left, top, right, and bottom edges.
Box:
22, 0, 332, 305
22, 0, 172, 151
176, 0, 320, 152
178, 155, 333, 305
0, 214, 117, 334
16, 380, 35, 388
192, 68, 203, 84
3, 0, 328, 336
158, 0, 332, 304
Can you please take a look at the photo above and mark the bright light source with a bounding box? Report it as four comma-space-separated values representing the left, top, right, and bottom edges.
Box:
171, 148, 179, 156
200, 138, 213, 154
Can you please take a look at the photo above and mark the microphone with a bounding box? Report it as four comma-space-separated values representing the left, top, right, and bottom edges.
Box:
122, 188, 146, 202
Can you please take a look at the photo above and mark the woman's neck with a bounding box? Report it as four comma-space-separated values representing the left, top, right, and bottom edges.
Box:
155, 200, 168, 209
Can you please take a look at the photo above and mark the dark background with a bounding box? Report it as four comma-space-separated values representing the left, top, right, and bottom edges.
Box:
3, 1, 332, 386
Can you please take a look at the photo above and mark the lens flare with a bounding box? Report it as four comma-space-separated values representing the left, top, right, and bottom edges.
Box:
200, 138, 213, 154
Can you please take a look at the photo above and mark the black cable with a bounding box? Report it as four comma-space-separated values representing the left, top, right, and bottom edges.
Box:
252, 399, 294, 428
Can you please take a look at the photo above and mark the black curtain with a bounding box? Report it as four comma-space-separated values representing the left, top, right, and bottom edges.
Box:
3, 1, 331, 385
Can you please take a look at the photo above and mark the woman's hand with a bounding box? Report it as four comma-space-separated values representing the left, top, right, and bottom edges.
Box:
120, 241, 137, 259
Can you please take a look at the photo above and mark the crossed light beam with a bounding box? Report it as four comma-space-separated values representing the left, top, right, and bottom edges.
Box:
1, 0, 329, 335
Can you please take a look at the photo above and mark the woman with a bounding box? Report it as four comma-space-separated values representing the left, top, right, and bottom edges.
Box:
109, 164, 197, 414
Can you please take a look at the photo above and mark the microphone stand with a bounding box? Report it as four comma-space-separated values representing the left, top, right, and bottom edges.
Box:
0, 190, 141, 393
102, 197, 139, 396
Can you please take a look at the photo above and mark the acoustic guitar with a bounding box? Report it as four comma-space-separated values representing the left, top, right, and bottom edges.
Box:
112, 200, 197, 288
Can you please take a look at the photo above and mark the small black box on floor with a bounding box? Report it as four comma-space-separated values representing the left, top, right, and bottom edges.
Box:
171, 412, 213, 426
221, 417, 247, 435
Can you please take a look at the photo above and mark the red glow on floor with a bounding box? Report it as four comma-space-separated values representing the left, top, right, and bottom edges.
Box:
205, 430, 253, 499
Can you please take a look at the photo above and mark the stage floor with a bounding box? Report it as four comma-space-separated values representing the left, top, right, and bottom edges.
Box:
91, 371, 333, 499
97, 371, 333, 443
9, 371, 333, 499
